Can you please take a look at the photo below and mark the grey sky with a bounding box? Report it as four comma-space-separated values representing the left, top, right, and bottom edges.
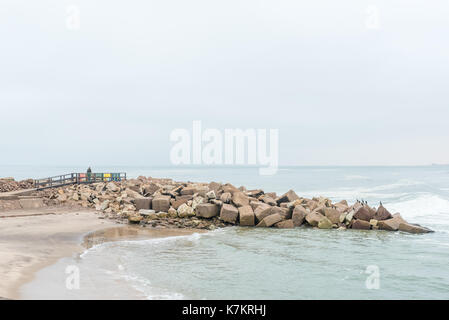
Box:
1, 0, 448, 166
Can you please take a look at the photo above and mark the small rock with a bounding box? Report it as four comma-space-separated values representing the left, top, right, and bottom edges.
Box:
206, 190, 216, 199
369, 219, 378, 227
128, 215, 143, 224
100, 200, 110, 211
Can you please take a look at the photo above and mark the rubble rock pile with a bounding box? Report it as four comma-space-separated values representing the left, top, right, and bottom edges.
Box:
0, 178, 34, 192
35, 177, 433, 234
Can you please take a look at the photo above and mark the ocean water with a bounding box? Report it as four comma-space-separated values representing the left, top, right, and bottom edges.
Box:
10, 165, 449, 299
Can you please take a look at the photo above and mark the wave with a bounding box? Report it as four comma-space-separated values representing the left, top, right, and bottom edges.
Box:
344, 175, 371, 181
98, 265, 186, 300
80, 227, 232, 259
299, 179, 424, 202
80, 232, 205, 258
387, 194, 449, 225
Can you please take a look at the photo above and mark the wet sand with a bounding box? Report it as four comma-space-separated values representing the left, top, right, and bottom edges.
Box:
0, 207, 202, 299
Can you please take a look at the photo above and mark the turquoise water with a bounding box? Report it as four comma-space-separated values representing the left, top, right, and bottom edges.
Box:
11, 165, 449, 299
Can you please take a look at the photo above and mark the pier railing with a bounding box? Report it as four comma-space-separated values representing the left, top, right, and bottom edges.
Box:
34, 172, 126, 190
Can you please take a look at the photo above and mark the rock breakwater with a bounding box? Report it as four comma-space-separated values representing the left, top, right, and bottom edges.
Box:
32, 177, 433, 234
0, 178, 33, 192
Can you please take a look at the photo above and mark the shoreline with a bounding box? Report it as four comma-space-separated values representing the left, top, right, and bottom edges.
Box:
0, 206, 203, 300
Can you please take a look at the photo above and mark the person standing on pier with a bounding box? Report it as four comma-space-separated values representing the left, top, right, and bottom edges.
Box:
87, 167, 92, 181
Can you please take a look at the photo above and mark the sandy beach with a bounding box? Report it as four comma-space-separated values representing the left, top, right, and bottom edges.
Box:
0, 206, 202, 300
0, 207, 116, 299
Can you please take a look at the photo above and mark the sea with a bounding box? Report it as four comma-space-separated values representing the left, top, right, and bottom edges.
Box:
3, 165, 449, 299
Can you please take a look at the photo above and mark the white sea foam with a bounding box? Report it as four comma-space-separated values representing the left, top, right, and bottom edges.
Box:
118, 271, 186, 300
80, 231, 209, 259
299, 179, 422, 202
344, 175, 370, 181
387, 194, 449, 226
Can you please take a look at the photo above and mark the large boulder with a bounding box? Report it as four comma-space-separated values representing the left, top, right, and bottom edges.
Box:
168, 207, 178, 218
191, 196, 204, 210
305, 211, 324, 227
152, 195, 171, 212
208, 181, 222, 192
255, 206, 273, 223
220, 192, 232, 203
257, 213, 283, 227
246, 189, 264, 198
334, 200, 349, 212
238, 205, 255, 226
276, 190, 300, 204
374, 205, 393, 221
125, 189, 144, 199
100, 200, 110, 211
220, 203, 239, 224
261, 196, 277, 206
143, 183, 160, 196
249, 201, 263, 211
323, 208, 341, 224
221, 183, 240, 194
172, 195, 193, 209
196, 203, 219, 218
232, 192, 249, 207
318, 217, 333, 229
206, 190, 216, 199
105, 182, 120, 192
275, 219, 294, 228
255, 206, 287, 223
177, 203, 195, 218
292, 206, 307, 226
345, 210, 355, 223
398, 223, 433, 234
352, 219, 371, 230
378, 214, 407, 231
353, 206, 375, 222
254, 203, 270, 215
278, 207, 292, 220
181, 186, 197, 195
134, 197, 152, 210
128, 215, 143, 224
139, 209, 157, 219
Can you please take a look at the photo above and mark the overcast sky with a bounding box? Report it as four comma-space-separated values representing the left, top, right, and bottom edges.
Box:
1, 0, 448, 166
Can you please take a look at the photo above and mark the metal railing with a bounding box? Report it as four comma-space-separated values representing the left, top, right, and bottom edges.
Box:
34, 172, 126, 190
